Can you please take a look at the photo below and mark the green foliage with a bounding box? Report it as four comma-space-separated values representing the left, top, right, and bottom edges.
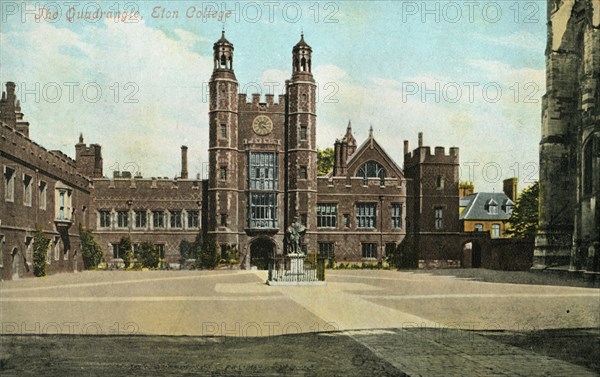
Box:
119, 236, 133, 269
188, 232, 219, 270
506, 181, 539, 239
79, 225, 104, 270
138, 241, 160, 268
223, 245, 239, 268
33, 230, 50, 277
317, 147, 335, 176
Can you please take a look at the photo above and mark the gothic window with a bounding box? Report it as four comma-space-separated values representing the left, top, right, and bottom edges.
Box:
249, 153, 278, 191
583, 139, 594, 195
39, 181, 47, 210
434, 207, 444, 230
4, 166, 15, 202
300, 125, 307, 141
55, 185, 72, 221
299, 166, 308, 180
99, 211, 111, 228
220, 124, 227, 139
436, 175, 444, 189
391, 204, 402, 228
361, 243, 377, 259
187, 210, 199, 229
317, 203, 337, 228
220, 214, 227, 227
23, 174, 32, 206
356, 203, 376, 228
248, 193, 277, 229
248, 152, 278, 228
170, 211, 183, 229
319, 242, 334, 259
357, 161, 386, 186
134, 211, 146, 228
153, 211, 165, 228
117, 211, 129, 228
220, 166, 227, 181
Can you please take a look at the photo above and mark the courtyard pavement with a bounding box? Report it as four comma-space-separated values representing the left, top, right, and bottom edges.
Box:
1, 269, 599, 376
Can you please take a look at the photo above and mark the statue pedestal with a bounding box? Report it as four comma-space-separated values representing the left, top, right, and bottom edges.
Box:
267, 252, 326, 286
288, 253, 305, 276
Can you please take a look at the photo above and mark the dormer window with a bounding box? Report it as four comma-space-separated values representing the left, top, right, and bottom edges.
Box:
486, 198, 498, 215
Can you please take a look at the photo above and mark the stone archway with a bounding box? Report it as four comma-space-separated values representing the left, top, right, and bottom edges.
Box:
11, 247, 19, 280
250, 238, 275, 270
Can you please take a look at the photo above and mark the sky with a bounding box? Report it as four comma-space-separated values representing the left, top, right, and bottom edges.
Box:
0, 1, 547, 192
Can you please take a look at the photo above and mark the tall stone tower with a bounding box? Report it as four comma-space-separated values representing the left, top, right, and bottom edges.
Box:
404, 132, 461, 267
285, 34, 318, 253
535, 0, 600, 272
75, 134, 103, 178
208, 30, 240, 247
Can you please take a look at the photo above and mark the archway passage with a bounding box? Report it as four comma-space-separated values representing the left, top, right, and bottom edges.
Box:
250, 238, 275, 270
471, 242, 482, 268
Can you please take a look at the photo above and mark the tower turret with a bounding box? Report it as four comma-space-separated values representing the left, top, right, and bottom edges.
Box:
285, 33, 317, 253
208, 30, 240, 247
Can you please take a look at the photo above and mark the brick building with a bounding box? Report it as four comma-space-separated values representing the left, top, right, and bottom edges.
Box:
535, 0, 599, 276
1, 32, 464, 278
1, 83, 91, 280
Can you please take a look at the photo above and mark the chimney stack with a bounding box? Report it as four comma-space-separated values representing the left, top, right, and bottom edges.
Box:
503, 177, 518, 202
181, 145, 189, 179
418, 132, 423, 147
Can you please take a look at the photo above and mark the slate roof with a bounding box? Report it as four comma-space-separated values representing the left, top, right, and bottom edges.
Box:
460, 192, 514, 220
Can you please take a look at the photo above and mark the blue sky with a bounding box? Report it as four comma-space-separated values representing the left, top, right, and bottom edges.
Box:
0, 1, 547, 191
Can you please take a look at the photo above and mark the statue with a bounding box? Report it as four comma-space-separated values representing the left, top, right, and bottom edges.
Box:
286, 216, 306, 254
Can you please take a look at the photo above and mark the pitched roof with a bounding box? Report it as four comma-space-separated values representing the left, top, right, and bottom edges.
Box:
346, 128, 404, 178
460, 192, 513, 220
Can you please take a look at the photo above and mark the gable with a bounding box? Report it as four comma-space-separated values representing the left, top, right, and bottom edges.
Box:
346, 136, 404, 179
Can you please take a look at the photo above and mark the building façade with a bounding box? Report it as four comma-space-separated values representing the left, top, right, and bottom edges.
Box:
534, 0, 599, 277
1, 33, 462, 278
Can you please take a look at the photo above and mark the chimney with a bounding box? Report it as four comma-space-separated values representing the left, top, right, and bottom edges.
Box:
404, 140, 409, 155
418, 132, 423, 147
503, 177, 518, 202
181, 145, 189, 179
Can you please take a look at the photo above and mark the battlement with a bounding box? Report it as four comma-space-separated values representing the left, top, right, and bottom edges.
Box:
238, 93, 286, 111
403, 132, 459, 168
1, 123, 91, 189
92, 176, 203, 193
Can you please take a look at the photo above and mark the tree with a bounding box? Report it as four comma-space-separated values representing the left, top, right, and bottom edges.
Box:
386, 233, 418, 269
79, 225, 104, 270
138, 241, 160, 268
33, 229, 50, 277
506, 181, 539, 239
192, 233, 219, 270
119, 236, 133, 268
317, 147, 334, 176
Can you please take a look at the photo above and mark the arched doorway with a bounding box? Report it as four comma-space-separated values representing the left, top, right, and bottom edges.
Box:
462, 241, 482, 268
250, 238, 275, 270
11, 248, 19, 280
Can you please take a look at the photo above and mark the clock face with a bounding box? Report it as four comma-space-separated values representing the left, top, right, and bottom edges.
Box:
252, 115, 273, 136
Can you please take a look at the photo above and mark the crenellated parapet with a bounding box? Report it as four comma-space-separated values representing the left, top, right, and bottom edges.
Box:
1, 123, 91, 190
238, 93, 286, 112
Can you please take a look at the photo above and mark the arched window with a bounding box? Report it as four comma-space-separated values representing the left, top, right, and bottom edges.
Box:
301, 57, 306, 72
220, 54, 227, 68
583, 139, 594, 195
356, 161, 386, 186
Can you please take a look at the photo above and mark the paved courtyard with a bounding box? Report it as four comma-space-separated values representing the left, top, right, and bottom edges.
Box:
1, 269, 599, 375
